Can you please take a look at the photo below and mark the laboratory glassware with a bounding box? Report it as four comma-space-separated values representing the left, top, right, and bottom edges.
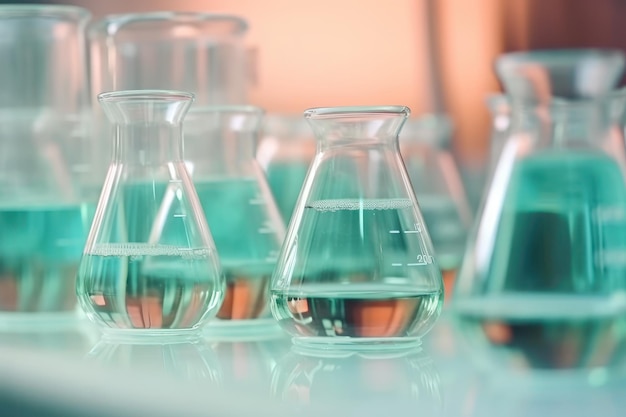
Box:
88, 11, 250, 105
399, 114, 472, 301
256, 114, 316, 223
270, 106, 444, 349
485, 93, 511, 174
184, 106, 285, 331
271, 346, 443, 417
452, 48, 626, 370
0, 5, 96, 319
76, 90, 224, 339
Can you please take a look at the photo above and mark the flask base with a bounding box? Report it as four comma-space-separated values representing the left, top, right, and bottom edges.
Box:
291, 336, 422, 352
99, 327, 202, 344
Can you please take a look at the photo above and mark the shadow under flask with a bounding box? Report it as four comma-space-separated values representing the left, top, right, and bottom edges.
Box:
270, 106, 444, 349
76, 90, 224, 339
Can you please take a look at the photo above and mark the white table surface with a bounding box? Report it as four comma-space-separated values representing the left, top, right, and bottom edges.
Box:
0, 312, 624, 417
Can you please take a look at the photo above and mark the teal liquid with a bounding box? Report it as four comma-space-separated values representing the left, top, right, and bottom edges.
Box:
77, 244, 221, 331
265, 162, 309, 222
454, 294, 626, 369
482, 151, 626, 293
271, 283, 442, 340
195, 178, 283, 320
419, 195, 467, 271
272, 198, 443, 341
0, 204, 94, 312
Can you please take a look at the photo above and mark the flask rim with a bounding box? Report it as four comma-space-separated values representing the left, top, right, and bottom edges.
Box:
89, 11, 248, 37
304, 105, 410, 119
98, 89, 195, 104
0, 4, 90, 20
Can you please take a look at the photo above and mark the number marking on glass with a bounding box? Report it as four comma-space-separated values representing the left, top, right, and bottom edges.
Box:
390, 222, 434, 266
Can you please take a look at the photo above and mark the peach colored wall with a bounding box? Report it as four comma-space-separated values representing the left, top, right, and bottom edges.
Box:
76, 0, 436, 115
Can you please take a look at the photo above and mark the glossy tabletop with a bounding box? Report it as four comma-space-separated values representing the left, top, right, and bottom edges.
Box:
0, 312, 624, 417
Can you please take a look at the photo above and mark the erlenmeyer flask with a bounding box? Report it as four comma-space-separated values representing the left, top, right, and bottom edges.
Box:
76, 90, 224, 339
256, 114, 316, 223
270, 106, 444, 349
399, 114, 472, 301
184, 106, 285, 331
485, 93, 511, 174
452, 49, 626, 371
0, 5, 95, 321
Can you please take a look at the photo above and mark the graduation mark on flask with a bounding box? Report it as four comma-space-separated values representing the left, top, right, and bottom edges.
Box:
391, 222, 434, 267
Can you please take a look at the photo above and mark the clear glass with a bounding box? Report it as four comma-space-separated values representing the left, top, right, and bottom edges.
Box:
87, 339, 221, 383
76, 90, 224, 340
256, 114, 316, 223
183, 106, 285, 332
452, 49, 626, 371
485, 93, 511, 174
88, 12, 250, 106
0, 5, 96, 321
270, 106, 444, 349
399, 114, 472, 301
271, 346, 443, 416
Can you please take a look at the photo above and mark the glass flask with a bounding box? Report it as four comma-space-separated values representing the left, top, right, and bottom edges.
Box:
271, 346, 443, 417
452, 48, 626, 371
399, 114, 472, 302
0, 5, 96, 320
256, 114, 316, 223
183, 106, 285, 332
87, 340, 222, 384
88, 12, 250, 105
76, 90, 224, 339
485, 93, 511, 174
270, 106, 444, 349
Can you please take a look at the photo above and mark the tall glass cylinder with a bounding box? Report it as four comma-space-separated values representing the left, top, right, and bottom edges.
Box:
0, 5, 95, 321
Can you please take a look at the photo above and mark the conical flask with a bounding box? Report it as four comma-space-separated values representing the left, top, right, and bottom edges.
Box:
76, 90, 224, 339
452, 49, 626, 371
183, 105, 285, 330
270, 106, 444, 349
399, 114, 472, 302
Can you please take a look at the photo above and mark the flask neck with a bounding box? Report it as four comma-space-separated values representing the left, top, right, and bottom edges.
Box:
98, 90, 194, 166
113, 123, 184, 164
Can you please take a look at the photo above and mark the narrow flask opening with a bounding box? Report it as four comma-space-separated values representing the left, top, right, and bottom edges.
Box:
98, 90, 194, 164
304, 105, 410, 146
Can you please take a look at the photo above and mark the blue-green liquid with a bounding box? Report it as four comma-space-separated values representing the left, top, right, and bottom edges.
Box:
456, 151, 626, 368
0, 204, 93, 312
265, 162, 309, 222
483, 151, 626, 293
195, 178, 283, 320
77, 244, 221, 331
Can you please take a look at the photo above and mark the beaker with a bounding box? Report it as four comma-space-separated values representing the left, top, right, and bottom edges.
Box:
452, 48, 626, 371
76, 90, 224, 339
270, 346, 443, 417
270, 106, 444, 349
256, 114, 316, 223
0, 5, 96, 319
183, 105, 285, 331
399, 114, 472, 301
88, 11, 250, 105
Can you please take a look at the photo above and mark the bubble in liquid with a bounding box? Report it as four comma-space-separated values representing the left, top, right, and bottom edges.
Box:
306, 198, 413, 212
86, 243, 211, 260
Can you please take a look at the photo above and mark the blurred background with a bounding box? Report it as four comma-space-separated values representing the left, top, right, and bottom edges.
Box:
5, 0, 626, 201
